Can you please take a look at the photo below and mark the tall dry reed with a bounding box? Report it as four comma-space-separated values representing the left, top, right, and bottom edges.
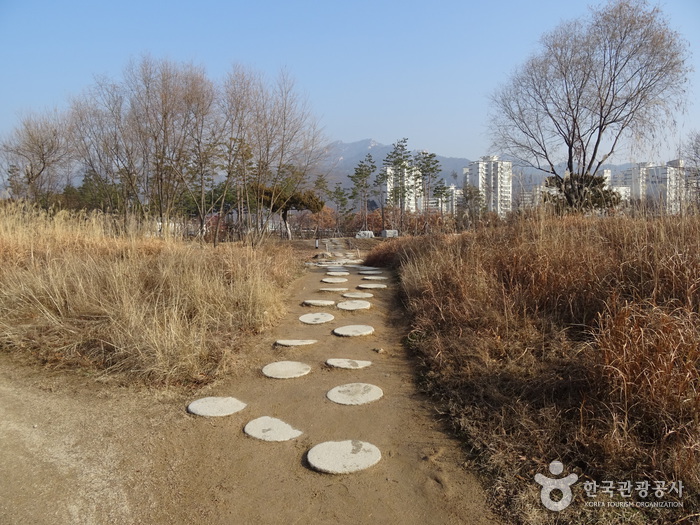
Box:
0, 203, 299, 384
366, 213, 700, 524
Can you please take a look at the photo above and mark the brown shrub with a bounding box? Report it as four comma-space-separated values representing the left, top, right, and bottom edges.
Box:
0, 204, 299, 385
371, 215, 700, 524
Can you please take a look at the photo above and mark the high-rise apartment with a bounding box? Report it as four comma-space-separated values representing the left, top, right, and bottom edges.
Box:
614, 160, 685, 214
464, 156, 513, 217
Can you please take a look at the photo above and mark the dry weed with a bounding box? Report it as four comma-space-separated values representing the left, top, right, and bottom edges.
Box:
366, 215, 700, 524
0, 203, 299, 385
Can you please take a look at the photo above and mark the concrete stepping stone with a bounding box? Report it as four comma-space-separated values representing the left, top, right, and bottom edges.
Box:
342, 292, 373, 299
300, 312, 335, 325
262, 361, 311, 379
307, 440, 382, 474
322, 277, 348, 283
357, 283, 387, 290
303, 299, 336, 307
327, 383, 384, 405
187, 397, 247, 417
319, 287, 349, 293
244, 416, 303, 442
362, 276, 389, 281
358, 270, 383, 275
326, 358, 372, 369
326, 271, 350, 276
333, 325, 375, 337
356, 266, 382, 271
275, 339, 317, 347
336, 300, 371, 311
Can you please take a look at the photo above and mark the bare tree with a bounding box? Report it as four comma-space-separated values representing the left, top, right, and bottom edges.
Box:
244, 70, 326, 244
10, 57, 325, 242
70, 78, 147, 219
682, 130, 700, 209
122, 56, 210, 232
178, 65, 219, 239
217, 65, 261, 242
490, 0, 690, 209
1, 111, 73, 206
683, 131, 700, 173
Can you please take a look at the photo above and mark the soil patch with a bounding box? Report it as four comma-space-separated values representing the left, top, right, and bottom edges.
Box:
0, 240, 500, 524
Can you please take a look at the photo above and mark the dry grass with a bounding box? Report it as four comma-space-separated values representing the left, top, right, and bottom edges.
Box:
366, 214, 700, 524
0, 203, 300, 385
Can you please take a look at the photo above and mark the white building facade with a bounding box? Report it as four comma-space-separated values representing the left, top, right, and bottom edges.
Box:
382, 166, 421, 213
613, 160, 685, 214
464, 156, 513, 217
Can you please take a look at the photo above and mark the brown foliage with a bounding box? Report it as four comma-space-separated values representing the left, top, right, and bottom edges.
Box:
0, 204, 299, 385
367, 215, 700, 523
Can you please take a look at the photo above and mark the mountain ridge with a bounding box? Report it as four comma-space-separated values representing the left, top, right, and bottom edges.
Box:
320, 139, 636, 192
320, 139, 471, 188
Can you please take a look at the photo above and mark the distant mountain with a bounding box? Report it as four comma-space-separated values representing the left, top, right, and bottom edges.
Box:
319, 139, 636, 192
319, 139, 471, 188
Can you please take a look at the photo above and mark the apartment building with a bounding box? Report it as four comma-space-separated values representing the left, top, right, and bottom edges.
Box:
464, 156, 513, 217
613, 160, 685, 214
382, 165, 421, 213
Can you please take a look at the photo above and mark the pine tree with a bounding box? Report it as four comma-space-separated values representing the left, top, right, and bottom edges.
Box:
349, 153, 376, 231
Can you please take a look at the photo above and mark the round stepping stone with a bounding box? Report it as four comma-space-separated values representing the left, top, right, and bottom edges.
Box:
303, 299, 336, 307
300, 312, 335, 325
342, 292, 373, 299
326, 358, 372, 369
327, 383, 384, 405
275, 339, 317, 347
262, 361, 311, 379
319, 287, 349, 293
187, 397, 247, 417
358, 270, 383, 275
326, 271, 350, 276
336, 300, 371, 311
356, 266, 382, 271
333, 325, 375, 337
307, 440, 382, 474
357, 283, 387, 290
362, 276, 388, 281
244, 416, 302, 442
322, 277, 348, 283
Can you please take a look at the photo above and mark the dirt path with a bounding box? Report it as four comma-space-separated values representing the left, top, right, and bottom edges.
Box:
0, 245, 500, 525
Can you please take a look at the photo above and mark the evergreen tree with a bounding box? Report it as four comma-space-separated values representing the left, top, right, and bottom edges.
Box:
544, 173, 620, 212
328, 183, 350, 234
379, 138, 413, 232
432, 178, 449, 216
413, 150, 442, 228
349, 153, 376, 231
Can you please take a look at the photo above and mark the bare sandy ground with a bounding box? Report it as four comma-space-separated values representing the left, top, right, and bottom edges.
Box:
0, 245, 500, 525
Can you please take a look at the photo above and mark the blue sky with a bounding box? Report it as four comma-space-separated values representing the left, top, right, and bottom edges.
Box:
1, 0, 698, 162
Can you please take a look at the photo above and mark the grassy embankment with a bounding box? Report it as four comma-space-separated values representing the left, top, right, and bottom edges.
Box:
366, 213, 700, 524
0, 203, 300, 385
